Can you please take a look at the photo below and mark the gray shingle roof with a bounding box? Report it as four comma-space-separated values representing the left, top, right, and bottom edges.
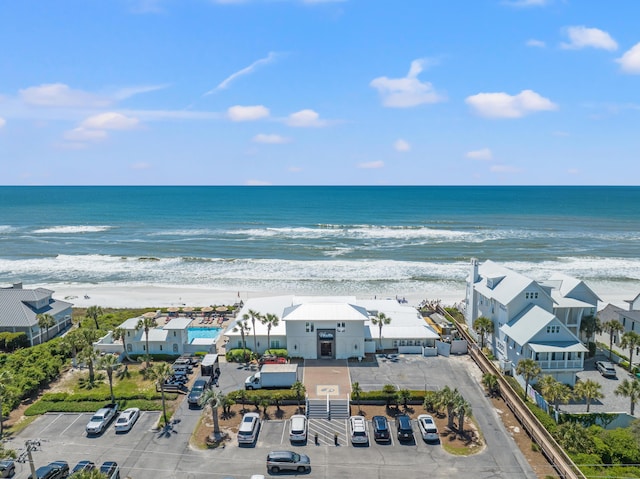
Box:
0, 286, 72, 328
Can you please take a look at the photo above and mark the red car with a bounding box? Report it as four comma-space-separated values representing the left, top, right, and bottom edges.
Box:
259, 355, 287, 365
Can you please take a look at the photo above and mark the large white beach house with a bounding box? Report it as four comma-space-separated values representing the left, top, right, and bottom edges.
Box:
465, 259, 599, 385
224, 295, 440, 359
0, 282, 73, 346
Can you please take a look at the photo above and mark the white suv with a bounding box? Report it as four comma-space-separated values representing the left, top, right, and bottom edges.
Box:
238, 412, 261, 445
349, 415, 369, 445
289, 415, 307, 443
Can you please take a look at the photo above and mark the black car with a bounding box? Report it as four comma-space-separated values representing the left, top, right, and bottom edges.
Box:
188, 377, 211, 407
28, 461, 69, 479
0, 460, 15, 478
99, 462, 120, 479
372, 415, 390, 442
396, 414, 414, 442
71, 461, 95, 476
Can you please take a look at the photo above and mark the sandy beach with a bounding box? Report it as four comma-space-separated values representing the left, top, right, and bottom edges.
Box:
44, 283, 463, 310
39, 280, 638, 311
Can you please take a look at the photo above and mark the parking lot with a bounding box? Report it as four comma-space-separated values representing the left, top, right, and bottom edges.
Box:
10, 354, 539, 479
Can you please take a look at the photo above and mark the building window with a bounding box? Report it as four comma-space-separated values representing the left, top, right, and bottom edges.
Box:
127, 344, 132, 352
392, 340, 398, 347
143, 345, 146, 351
159, 345, 163, 351
271, 340, 280, 349
633, 322, 636, 331
305, 322, 314, 333
337, 322, 346, 332
127, 331, 130, 337
534, 292, 538, 299
173, 331, 177, 337
237, 341, 242, 349
173, 344, 178, 353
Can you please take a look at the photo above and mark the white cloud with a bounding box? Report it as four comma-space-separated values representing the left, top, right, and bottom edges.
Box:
227, 105, 270, 121
561, 26, 618, 51
245, 179, 272, 186
0, 117, 5, 128
206, 52, 280, 95
81, 112, 139, 130
111, 84, 169, 101
252, 133, 291, 144
357, 160, 384, 169
526, 39, 546, 48
286, 109, 326, 127
394, 139, 411, 152
503, 0, 550, 7
465, 89, 557, 118
466, 148, 493, 161
370, 59, 446, 108
616, 42, 640, 74
63, 127, 108, 142
490, 164, 521, 173
20, 83, 111, 108
131, 162, 152, 170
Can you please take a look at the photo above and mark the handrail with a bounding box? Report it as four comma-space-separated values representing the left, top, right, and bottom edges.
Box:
438, 306, 585, 479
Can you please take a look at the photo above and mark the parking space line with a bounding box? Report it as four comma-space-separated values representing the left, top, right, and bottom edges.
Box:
60, 413, 87, 437
37, 413, 63, 435
279, 420, 286, 444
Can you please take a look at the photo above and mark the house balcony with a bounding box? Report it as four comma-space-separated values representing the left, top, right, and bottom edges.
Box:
539, 359, 583, 370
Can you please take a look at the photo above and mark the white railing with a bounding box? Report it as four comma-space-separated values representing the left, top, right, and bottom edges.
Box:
540, 359, 582, 370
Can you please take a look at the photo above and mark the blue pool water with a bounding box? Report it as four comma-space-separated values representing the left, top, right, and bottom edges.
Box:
188, 327, 222, 343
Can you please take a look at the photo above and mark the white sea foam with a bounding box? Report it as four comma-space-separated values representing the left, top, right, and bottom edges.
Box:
32, 225, 112, 234
0, 225, 17, 234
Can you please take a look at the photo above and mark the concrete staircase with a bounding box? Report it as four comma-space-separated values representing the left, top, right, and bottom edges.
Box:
306, 396, 350, 419
306, 398, 328, 419
328, 397, 350, 419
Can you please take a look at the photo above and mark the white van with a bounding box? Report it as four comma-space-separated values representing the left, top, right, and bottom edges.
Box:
237, 412, 261, 445
289, 415, 307, 443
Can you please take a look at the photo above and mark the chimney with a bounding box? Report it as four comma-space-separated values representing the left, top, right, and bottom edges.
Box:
12, 282, 23, 290
470, 258, 479, 283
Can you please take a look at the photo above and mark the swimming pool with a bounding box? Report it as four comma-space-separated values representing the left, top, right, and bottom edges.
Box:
188, 327, 222, 343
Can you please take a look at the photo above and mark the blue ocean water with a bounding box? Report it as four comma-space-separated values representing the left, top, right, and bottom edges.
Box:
1, 186, 639, 300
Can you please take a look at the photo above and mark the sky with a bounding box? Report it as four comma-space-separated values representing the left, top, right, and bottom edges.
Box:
1, 0, 639, 186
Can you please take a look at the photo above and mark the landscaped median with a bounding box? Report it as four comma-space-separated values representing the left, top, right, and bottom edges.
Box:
23, 363, 177, 418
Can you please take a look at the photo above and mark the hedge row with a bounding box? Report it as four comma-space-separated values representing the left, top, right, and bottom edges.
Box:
40, 390, 176, 402
227, 389, 301, 402
0, 332, 29, 352
24, 399, 163, 416
225, 348, 289, 363
352, 390, 435, 402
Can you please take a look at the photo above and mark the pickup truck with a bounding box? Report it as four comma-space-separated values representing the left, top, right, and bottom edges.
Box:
86, 403, 119, 435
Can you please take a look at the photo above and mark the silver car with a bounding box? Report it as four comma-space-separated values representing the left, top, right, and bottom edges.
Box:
266, 451, 310, 474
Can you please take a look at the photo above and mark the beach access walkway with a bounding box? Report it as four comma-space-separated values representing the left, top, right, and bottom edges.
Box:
302, 360, 352, 419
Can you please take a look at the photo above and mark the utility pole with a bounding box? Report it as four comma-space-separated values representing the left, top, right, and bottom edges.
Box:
17, 439, 41, 478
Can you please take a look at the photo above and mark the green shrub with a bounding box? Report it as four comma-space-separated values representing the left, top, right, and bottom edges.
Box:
225, 349, 251, 362
227, 389, 297, 402
0, 332, 29, 352
264, 349, 288, 358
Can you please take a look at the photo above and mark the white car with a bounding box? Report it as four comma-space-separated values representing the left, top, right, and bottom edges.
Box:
417, 414, 439, 443
289, 415, 308, 443
349, 415, 369, 445
114, 408, 140, 433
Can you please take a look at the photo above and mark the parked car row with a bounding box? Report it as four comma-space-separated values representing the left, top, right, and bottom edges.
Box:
86, 404, 140, 435
27, 461, 119, 479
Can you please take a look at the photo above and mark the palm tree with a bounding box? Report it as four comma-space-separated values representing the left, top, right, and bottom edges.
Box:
86, 305, 104, 329
615, 378, 640, 415
454, 396, 472, 434
233, 318, 251, 361
291, 381, 306, 413
136, 316, 157, 368
573, 379, 604, 413
437, 386, 460, 429
482, 373, 499, 397
62, 329, 87, 367
111, 327, 131, 361
539, 375, 572, 412
200, 388, 225, 441
603, 320, 624, 360
261, 313, 280, 354
149, 362, 174, 425
398, 388, 411, 411
351, 382, 362, 413
78, 346, 100, 384
97, 354, 121, 403
382, 384, 398, 408
555, 422, 594, 455
473, 316, 494, 349
248, 309, 261, 354
371, 312, 391, 351
580, 314, 601, 347
0, 370, 13, 437
36, 313, 56, 342
515, 358, 541, 401
621, 331, 640, 372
